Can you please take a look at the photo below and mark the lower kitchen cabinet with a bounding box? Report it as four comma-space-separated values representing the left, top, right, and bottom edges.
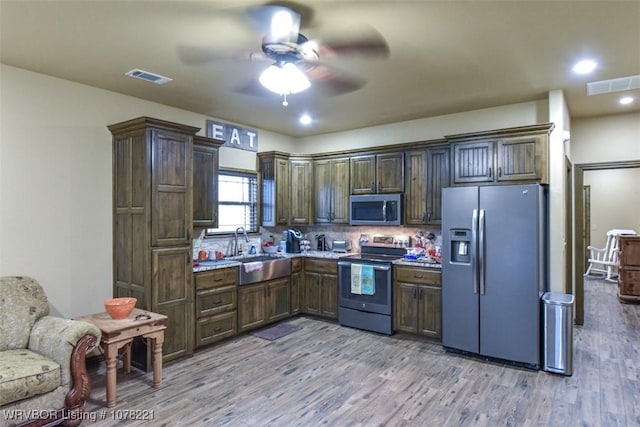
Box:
290, 258, 302, 315
238, 277, 291, 333
393, 265, 442, 339
194, 267, 238, 348
303, 258, 338, 319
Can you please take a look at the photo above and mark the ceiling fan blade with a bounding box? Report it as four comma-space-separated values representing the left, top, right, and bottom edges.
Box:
298, 61, 366, 96
246, 4, 301, 43
176, 45, 268, 66
312, 26, 390, 59
263, 1, 316, 28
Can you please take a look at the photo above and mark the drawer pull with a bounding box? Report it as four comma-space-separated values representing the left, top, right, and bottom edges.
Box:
213, 300, 223, 305
414, 274, 424, 279
213, 278, 223, 282
213, 327, 222, 332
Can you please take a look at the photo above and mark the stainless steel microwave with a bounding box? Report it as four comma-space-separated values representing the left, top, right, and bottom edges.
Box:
349, 193, 402, 226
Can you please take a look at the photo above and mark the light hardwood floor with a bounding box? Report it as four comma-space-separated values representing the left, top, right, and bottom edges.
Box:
84, 278, 640, 426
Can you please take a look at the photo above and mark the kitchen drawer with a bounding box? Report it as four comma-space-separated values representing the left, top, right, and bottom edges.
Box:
195, 266, 238, 290
305, 258, 337, 274
291, 257, 302, 273
394, 266, 441, 286
195, 311, 237, 348
196, 286, 237, 317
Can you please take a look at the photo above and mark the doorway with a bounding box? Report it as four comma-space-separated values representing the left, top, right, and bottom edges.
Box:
573, 160, 640, 325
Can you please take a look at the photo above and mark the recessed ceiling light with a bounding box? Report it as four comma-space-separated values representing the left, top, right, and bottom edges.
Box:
572, 59, 597, 75
619, 96, 634, 105
299, 114, 312, 125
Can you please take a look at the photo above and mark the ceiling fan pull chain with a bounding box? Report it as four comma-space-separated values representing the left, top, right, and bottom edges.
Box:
282, 93, 289, 107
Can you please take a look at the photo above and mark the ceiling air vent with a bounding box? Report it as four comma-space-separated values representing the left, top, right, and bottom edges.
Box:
125, 68, 172, 85
587, 75, 640, 96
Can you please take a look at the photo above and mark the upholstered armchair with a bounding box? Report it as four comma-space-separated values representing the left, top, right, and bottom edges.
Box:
0, 276, 101, 427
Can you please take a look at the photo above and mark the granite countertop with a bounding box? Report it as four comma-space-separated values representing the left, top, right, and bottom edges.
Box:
193, 250, 352, 272
193, 251, 442, 272
393, 259, 442, 269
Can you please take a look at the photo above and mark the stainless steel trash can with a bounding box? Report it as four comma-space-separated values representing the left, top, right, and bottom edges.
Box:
542, 292, 574, 375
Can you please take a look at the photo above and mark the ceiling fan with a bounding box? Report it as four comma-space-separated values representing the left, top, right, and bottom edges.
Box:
177, 2, 389, 106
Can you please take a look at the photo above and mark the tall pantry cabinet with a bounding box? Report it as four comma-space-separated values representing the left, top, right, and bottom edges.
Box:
109, 117, 198, 366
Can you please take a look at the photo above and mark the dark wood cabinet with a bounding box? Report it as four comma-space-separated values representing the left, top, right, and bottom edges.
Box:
618, 235, 640, 303
290, 157, 313, 225
314, 157, 350, 224
238, 277, 291, 332
393, 266, 441, 340
404, 145, 449, 225
350, 152, 404, 194
194, 267, 238, 348
258, 152, 290, 226
238, 284, 267, 332
110, 117, 198, 365
425, 146, 450, 224
290, 258, 302, 315
448, 125, 552, 186
192, 135, 223, 228
303, 258, 338, 319
267, 277, 291, 322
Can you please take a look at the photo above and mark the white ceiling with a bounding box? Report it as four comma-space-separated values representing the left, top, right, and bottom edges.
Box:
1, 1, 639, 137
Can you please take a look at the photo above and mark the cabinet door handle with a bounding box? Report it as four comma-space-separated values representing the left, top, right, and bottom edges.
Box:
422, 212, 427, 222
419, 288, 424, 300
488, 167, 492, 178
498, 167, 502, 177
371, 181, 376, 191
412, 287, 417, 299
427, 211, 432, 223
378, 181, 382, 192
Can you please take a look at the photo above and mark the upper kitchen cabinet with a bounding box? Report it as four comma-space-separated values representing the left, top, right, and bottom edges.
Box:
289, 157, 314, 225
258, 152, 290, 226
404, 143, 449, 225
350, 152, 404, 194
314, 157, 350, 224
109, 116, 199, 364
448, 123, 553, 186
193, 135, 224, 228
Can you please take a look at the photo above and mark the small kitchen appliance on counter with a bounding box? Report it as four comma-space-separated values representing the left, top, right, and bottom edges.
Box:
316, 234, 328, 251
331, 239, 351, 253
284, 228, 302, 253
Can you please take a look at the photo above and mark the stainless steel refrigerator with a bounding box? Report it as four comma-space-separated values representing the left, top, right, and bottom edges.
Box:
442, 184, 547, 368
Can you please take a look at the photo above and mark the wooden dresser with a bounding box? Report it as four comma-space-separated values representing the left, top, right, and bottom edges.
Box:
618, 235, 640, 303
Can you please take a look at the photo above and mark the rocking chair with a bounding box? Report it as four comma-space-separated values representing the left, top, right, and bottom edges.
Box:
585, 229, 637, 282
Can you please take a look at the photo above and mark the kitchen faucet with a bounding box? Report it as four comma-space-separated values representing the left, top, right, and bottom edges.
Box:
234, 227, 250, 256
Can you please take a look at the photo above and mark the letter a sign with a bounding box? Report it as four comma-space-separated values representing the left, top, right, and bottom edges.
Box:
206, 120, 258, 152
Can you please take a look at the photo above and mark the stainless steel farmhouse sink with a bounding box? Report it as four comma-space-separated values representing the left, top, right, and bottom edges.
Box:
239, 256, 291, 285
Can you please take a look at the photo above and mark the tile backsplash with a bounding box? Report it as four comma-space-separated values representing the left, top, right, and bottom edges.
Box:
194, 225, 441, 259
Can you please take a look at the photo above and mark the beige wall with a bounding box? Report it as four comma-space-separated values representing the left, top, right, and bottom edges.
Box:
570, 112, 640, 164
295, 100, 549, 153
0, 64, 294, 317
583, 168, 640, 248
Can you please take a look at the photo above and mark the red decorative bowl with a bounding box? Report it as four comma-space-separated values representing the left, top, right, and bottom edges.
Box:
104, 297, 137, 320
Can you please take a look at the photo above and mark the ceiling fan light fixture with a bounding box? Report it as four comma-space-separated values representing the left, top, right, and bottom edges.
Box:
259, 62, 310, 95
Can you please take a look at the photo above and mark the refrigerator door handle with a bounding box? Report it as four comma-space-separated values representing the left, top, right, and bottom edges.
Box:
472, 209, 479, 294
479, 209, 486, 295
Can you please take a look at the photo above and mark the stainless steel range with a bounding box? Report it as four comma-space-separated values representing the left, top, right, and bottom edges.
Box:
337, 235, 408, 335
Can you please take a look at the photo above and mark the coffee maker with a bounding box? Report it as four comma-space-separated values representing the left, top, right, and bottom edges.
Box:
284, 229, 302, 253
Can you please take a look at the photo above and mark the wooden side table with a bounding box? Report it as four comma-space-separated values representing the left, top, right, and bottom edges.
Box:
76, 308, 167, 408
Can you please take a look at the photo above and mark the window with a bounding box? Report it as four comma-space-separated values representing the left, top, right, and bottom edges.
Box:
206, 170, 258, 235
